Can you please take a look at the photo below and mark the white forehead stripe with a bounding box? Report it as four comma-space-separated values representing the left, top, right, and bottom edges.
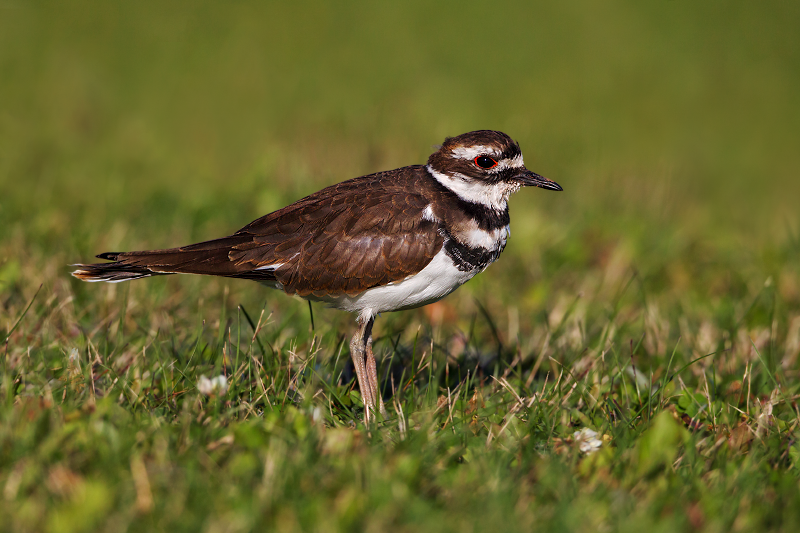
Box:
505, 154, 525, 169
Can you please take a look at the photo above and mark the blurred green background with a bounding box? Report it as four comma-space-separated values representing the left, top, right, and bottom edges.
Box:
2, 0, 799, 252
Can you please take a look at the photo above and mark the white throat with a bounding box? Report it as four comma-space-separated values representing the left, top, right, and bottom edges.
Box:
426, 164, 519, 211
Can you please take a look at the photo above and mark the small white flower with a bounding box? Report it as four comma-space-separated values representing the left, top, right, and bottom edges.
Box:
573, 427, 604, 454
197, 375, 229, 397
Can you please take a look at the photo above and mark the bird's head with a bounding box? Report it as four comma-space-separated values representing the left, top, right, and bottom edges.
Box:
426, 130, 562, 209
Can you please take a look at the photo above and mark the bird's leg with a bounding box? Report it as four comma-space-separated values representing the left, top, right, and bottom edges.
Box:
364, 324, 387, 418
350, 316, 376, 422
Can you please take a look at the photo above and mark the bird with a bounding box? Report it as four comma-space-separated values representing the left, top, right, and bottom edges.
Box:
72, 130, 562, 420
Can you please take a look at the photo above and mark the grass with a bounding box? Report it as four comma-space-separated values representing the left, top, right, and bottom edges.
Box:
2, 1, 800, 531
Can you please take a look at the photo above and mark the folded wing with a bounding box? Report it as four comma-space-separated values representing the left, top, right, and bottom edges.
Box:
72, 168, 443, 296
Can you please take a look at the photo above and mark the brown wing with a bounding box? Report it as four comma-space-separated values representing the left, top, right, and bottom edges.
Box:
73, 166, 443, 296
228, 168, 443, 296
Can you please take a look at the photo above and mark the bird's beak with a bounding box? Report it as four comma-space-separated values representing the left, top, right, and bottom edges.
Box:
516, 170, 563, 191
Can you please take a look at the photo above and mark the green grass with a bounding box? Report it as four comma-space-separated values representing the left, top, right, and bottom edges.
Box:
2, 1, 800, 531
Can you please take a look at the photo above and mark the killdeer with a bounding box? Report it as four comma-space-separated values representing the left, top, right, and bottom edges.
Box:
73, 130, 562, 420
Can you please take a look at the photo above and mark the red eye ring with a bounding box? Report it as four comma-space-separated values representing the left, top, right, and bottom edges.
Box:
474, 155, 498, 169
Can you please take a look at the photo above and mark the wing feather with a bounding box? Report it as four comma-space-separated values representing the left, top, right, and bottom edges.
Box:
233, 169, 442, 296
75, 166, 443, 295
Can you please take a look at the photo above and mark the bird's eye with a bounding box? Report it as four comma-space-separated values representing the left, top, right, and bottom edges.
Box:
474, 155, 498, 169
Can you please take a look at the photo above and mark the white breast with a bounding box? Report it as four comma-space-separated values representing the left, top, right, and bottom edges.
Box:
316, 248, 478, 321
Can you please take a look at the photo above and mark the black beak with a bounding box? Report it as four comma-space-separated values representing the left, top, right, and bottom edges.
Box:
516, 170, 563, 191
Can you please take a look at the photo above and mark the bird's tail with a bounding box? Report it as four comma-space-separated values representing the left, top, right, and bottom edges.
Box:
71, 236, 277, 283
71, 252, 170, 283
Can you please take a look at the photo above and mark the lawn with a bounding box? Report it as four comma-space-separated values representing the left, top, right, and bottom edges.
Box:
2, 1, 800, 531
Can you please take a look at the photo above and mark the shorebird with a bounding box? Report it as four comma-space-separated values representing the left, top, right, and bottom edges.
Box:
73, 130, 562, 420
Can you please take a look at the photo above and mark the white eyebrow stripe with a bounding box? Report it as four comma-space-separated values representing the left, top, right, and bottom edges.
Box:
487, 154, 525, 174
450, 147, 524, 174
449, 145, 500, 160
